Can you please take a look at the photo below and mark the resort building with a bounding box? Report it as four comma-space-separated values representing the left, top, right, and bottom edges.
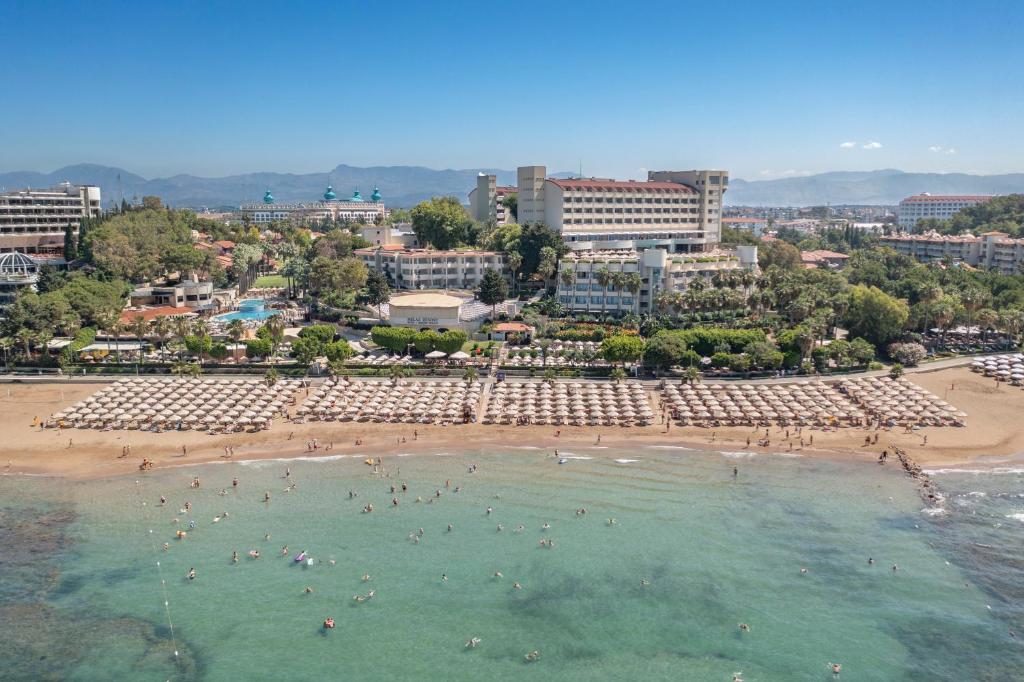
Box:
129, 281, 215, 310
555, 245, 758, 315
360, 223, 420, 249
0, 251, 41, 305
897, 194, 993, 230
240, 186, 386, 226
0, 182, 101, 257
879, 231, 1024, 275
355, 246, 506, 291
515, 165, 727, 253
801, 249, 850, 270
385, 291, 504, 332
468, 174, 515, 225
722, 216, 769, 237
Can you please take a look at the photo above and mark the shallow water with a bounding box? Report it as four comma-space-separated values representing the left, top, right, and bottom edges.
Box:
1, 449, 1021, 681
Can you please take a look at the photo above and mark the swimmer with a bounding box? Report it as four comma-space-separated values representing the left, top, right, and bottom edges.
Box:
447, 523, 453, 532
607, 518, 617, 526
830, 662, 842, 675
513, 582, 522, 590
542, 522, 550, 530
281, 545, 289, 555
264, 491, 271, 502
264, 532, 270, 541
392, 497, 399, 506
418, 528, 425, 536
640, 579, 650, 586
497, 524, 504, 532
868, 557, 874, 565
187, 567, 196, 581
219, 488, 228, 496
738, 623, 750, 632
232, 551, 238, 563
515, 524, 524, 533
494, 571, 503, 578
159, 495, 166, 506
800, 568, 809, 574
441, 574, 448, 582
892, 564, 899, 572
304, 586, 314, 594
486, 506, 493, 515
525, 650, 540, 662
465, 637, 481, 648
162, 542, 169, 551
362, 573, 371, 582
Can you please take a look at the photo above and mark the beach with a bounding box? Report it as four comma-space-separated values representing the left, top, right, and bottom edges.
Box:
2, 366, 1023, 479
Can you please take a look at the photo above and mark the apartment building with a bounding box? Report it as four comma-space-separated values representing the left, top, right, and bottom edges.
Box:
511, 166, 727, 253
0, 182, 101, 256
897, 194, 993, 230
355, 246, 506, 291
556, 246, 757, 315
879, 231, 1024, 275
722, 216, 770, 237
468, 174, 515, 224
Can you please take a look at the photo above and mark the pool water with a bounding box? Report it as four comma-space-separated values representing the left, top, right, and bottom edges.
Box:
215, 299, 278, 322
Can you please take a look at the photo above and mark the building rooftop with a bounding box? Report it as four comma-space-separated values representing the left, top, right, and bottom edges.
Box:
547, 178, 697, 193
355, 246, 503, 257
389, 293, 466, 309
900, 194, 993, 203
119, 306, 197, 323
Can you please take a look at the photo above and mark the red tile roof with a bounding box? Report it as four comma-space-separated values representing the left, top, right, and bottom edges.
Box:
119, 306, 195, 323
493, 322, 534, 333
547, 178, 697, 193
900, 195, 993, 203
214, 240, 236, 249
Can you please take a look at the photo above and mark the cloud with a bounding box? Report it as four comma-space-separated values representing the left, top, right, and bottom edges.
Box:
862, 141, 883, 150
839, 141, 856, 149
929, 145, 958, 155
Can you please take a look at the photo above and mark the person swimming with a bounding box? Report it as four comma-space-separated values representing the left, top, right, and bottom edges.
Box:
739, 623, 750, 632
830, 662, 842, 675
465, 637, 481, 648
513, 582, 522, 590
542, 522, 550, 530
525, 650, 540, 662
187, 567, 196, 581
494, 571, 503, 578
323, 617, 335, 629
362, 573, 371, 582
232, 551, 238, 563
640, 579, 650, 586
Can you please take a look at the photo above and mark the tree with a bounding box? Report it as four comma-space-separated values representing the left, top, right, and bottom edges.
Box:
849, 337, 876, 365
601, 334, 644, 366
410, 196, 471, 249
226, 319, 246, 345
388, 364, 411, 384
463, 366, 479, 384
744, 340, 784, 369
536, 247, 558, 290
843, 285, 909, 348
758, 240, 802, 271
324, 339, 353, 362
364, 270, 391, 320
264, 368, 280, 387
517, 223, 566, 278
477, 268, 508, 320
63, 224, 78, 261
141, 196, 163, 210
264, 315, 286, 360
887, 342, 927, 366
889, 363, 904, 379
609, 367, 627, 382
506, 251, 523, 294
644, 332, 689, 371
501, 193, 518, 221
683, 366, 701, 384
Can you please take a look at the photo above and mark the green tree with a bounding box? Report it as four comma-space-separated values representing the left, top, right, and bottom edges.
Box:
501, 193, 518, 221
477, 268, 508, 320
410, 196, 471, 249
63, 223, 78, 261
226, 319, 246, 345
364, 270, 391, 320
601, 334, 645, 366
517, 223, 566, 278
758, 240, 802, 271
843, 285, 910, 347
324, 339, 353, 362
506, 250, 523, 294
644, 332, 689, 371
463, 366, 479, 383
264, 368, 280, 387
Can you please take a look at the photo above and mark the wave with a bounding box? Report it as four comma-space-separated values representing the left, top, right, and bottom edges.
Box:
645, 445, 696, 451
558, 453, 593, 460
924, 468, 1024, 476
719, 451, 757, 459
1004, 513, 1024, 523
238, 455, 351, 468
507, 446, 542, 450
614, 459, 640, 464
922, 507, 949, 516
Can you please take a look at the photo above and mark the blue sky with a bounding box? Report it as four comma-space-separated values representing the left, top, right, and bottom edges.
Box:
2, 0, 1022, 180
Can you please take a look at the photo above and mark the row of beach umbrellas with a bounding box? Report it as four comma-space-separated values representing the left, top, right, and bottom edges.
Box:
662, 381, 863, 426
837, 377, 966, 425
971, 353, 1024, 384
484, 382, 653, 426
296, 380, 481, 424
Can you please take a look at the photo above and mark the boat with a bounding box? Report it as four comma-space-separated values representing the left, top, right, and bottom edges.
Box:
294, 552, 306, 563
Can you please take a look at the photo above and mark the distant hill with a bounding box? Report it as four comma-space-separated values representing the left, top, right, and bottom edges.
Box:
2, 165, 1024, 209
0, 164, 518, 210
727, 170, 1024, 206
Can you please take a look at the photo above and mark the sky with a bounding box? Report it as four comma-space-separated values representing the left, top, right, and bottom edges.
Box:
2, 0, 1023, 181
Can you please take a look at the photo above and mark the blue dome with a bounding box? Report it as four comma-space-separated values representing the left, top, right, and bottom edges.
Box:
263, 189, 274, 204
323, 185, 336, 201
346, 189, 363, 202
370, 186, 382, 202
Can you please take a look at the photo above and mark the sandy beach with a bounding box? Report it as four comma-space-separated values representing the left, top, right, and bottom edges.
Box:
1, 366, 1022, 479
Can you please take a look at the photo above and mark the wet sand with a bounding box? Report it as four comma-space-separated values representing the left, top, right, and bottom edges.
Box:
1, 366, 1021, 479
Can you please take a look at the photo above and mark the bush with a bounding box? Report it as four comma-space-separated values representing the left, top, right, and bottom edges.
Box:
370, 326, 415, 353
436, 329, 468, 355
245, 337, 273, 358
298, 324, 336, 345
710, 352, 732, 368
324, 339, 353, 362
887, 342, 926, 367
728, 354, 751, 372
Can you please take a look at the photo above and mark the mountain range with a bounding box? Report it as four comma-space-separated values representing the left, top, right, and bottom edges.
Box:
1, 165, 1023, 209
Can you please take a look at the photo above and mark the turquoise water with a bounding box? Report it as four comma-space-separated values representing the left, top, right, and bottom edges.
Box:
214, 299, 276, 322
2, 449, 1022, 681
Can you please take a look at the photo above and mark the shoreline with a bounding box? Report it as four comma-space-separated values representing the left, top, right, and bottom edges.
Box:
2, 365, 1022, 481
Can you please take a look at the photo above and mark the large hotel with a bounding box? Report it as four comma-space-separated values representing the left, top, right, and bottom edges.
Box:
897, 193, 993, 230
0, 182, 101, 256
240, 186, 386, 226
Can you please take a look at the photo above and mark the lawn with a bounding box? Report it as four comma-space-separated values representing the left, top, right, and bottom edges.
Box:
253, 274, 287, 288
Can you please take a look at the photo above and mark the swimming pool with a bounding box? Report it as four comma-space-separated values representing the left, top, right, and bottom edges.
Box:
214, 298, 279, 322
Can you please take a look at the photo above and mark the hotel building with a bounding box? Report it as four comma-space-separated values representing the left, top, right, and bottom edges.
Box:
556, 246, 757, 315
241, 186, 386, 226
515, 166, 726, 253
468, 174, 515, 225
897, 194, 993, 230
355, 246, 506, 291
880, 231, 1024, 275
0, 182, 101, 257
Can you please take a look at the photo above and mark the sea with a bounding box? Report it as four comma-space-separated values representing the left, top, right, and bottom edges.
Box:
1, 447, 1022, 681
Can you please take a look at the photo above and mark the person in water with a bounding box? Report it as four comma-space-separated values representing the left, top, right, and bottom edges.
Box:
232, 551, 238, 563
187, 567, 196, 580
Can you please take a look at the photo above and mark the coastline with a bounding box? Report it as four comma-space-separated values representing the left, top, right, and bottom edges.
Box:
2, 365, 1022, 480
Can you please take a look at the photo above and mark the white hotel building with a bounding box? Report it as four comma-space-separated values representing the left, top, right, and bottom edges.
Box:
241, 187, 386, 226
897, 194, 993, 230
354, 246, 506, 291
879, 230, 1024, 275
0, 182, 101, 257
468, 174, 515, 225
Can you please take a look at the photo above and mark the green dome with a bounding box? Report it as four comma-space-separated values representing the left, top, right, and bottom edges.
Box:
346, 189, 363, 202
371, 186, 382, 202
263, 189, 274, 204
323, 185, 337, 201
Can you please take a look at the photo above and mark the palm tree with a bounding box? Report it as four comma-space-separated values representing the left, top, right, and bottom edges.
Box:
463, 366, 479, 384
623, 272, 643, 315
507, 251, 523, 295
109, 319, 126, 364
595, 266, 612, 318
191, 318, 211, 339
264, 368, 280, 387
173, 317, 192, 360
152, 316, 171, 352
265, 315, 286, 362
226, 319, 246, 345
15, 328, 35, 360
388, 364, 410, 384
975, 308, 998, 342
609, 367, 627, 383
0, 337, 13, 367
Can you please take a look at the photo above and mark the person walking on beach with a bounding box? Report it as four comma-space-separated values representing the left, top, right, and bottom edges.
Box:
733, 466, 738, 478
